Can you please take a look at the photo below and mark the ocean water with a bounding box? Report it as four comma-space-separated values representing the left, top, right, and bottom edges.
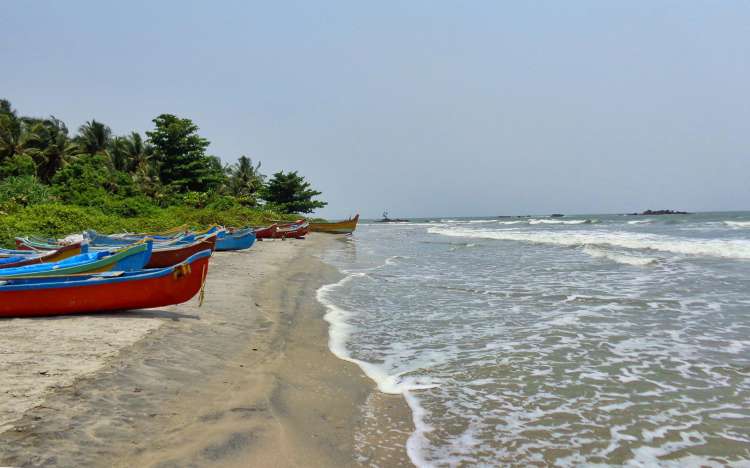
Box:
316, 212, 750, 467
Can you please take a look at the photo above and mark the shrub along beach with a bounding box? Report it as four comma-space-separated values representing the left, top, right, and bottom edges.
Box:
0, 100, 390, 466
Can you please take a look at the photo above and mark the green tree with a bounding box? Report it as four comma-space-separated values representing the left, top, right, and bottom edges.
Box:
0, 100, 35, 163
25, 117, 78, 183
76, 119, 112, 157
226, 155, 265, 203
51, 154, 137, 205
109, 132, 154, 173
261, 171, 326, 213
146, 114, 225, 192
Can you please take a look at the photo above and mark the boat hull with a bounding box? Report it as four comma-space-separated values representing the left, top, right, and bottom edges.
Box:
254, 225, 277, 240
273, 224, 310, 239
309, 214, 359, 234
216, 230, 256, 251
0, 251, 210, 318
146, 235, 217, 268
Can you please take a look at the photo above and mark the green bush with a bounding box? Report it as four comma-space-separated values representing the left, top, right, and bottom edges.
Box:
206, 195, 238, 211
51, 155, 138, 205
0, 175, 52, 213
180, 191, 210, 208
101, 196, 159, 217
0, 202, 301, 247
0, 154, 37, 179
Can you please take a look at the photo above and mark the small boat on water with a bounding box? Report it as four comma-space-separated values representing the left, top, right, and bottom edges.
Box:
216, 228, 256, 251
0, 242, 86, 269
377, 211, 409, 223
0, 242, 152, 279
0, 249, 211, 318
309, 214, 359, 234
254, 224, 278, 240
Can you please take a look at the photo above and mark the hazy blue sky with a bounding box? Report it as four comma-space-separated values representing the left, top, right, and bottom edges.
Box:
2, 1, 748, 217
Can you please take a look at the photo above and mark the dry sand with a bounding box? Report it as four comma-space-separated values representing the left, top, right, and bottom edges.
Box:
0, 234, 413, 467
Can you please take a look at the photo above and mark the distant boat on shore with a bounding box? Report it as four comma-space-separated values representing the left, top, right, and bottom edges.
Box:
377, 211, 409, 223
309, 214, 360, 234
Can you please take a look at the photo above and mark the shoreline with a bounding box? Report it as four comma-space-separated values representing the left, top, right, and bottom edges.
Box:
0, 234, 414, 467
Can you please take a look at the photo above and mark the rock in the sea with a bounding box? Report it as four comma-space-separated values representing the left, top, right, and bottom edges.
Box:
638, 209, 690, 215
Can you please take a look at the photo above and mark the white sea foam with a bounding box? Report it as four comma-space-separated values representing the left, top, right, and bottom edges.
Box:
582, 245, 658, 266
528, 218, 594, 225
427, 226, 750, 260
317, 275, 437, 395
317, 272, 440, 468
627, 219, 652, 225
497, 220, 525, 225
724, 220, 750, 228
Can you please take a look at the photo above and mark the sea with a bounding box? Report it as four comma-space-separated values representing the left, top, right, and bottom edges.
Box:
316, 212, 750, 467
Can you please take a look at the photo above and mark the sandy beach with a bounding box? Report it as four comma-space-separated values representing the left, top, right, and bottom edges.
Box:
0, 234, 413, 467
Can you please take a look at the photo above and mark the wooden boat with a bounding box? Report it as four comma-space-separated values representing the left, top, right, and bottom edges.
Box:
216, 228, 256, 251
309, 214, 359, 234
0, 242, 152, 279
146, 234, 217, 268
0, 242, 87, 269
273, 222, 309, 239
0, 249, 211, 318
15, 232, 191, 250
276, 219, 306, 228
254, 224, 277, 240
83, 230, 193, 247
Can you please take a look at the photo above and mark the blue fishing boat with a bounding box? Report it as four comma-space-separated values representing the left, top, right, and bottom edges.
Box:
0, 241, 152, 279
216, 228, 256, 251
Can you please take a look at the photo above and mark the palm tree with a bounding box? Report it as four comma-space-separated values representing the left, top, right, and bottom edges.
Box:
122, 132, 153, 172
25, 117, 79, 183
76, 119, 112, 156
226, 155, 264, 197
109, 132, 156, 173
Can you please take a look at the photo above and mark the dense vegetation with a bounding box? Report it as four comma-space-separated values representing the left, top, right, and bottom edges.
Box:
0, 99, 327, 246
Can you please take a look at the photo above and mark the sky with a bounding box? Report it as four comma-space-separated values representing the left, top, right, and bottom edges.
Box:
2, 1, 748, 218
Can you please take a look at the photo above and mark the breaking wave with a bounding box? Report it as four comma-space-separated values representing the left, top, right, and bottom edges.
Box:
725, 221, 750, 228
528, 218, 596, 225
427, 226, 750, 260
582, 245, 658, 266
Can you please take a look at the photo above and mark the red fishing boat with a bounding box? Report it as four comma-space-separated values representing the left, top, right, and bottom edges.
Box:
146, 234, 217, 268
254, 224, 277, 240
0, 250, 212, 318
272, 222, 310, 239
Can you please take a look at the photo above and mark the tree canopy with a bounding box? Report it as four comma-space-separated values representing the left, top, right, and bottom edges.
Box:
0, 99, 328, 216
146, 114, 225, 193
262, 171, 327, 213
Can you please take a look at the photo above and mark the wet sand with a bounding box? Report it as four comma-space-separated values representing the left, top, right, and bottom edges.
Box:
0, 234, 413, 467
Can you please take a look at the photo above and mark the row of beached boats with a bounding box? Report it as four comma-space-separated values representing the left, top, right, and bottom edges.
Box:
0, 215, 359, 318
